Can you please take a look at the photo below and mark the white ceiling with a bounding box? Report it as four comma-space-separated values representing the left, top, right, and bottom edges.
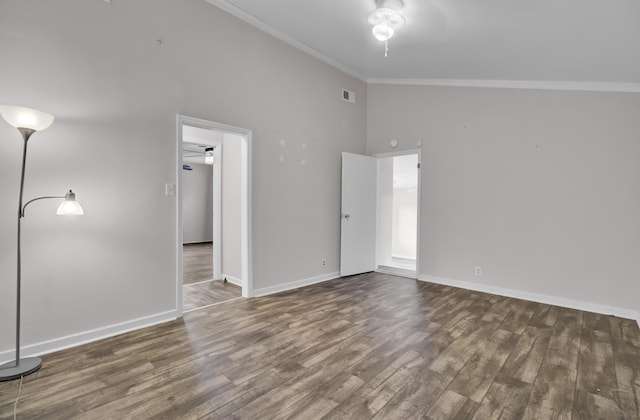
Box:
207, 0, 640, 89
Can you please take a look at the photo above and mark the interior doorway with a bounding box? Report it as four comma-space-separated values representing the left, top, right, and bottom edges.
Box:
181, 130, 238, 311
176, 115, 252, 315
376, 152, 420, 277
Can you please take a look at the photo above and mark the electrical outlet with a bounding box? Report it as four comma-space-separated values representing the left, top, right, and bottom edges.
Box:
322, 259, 326, 267
475, 266, 482, 276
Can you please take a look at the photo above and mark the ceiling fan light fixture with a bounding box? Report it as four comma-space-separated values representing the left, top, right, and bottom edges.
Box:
367, 0, 405, 56
372, 24, 395, 41
368, 7, 405, 30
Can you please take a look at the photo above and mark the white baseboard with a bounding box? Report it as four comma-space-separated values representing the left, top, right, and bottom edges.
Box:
0, 310, 178, 365
418, 274, 640, 325
3, 274, 637, 365
222, 274, 242, 287
252, 271, 340, 297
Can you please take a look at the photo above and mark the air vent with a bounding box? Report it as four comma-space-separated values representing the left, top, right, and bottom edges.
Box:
342, 89, 355, 104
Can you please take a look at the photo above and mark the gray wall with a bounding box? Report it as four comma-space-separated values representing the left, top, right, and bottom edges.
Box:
0, 0, 366, 359
222, 133, 242, 280
367, 84, 640, 315
182, 164, 213, 244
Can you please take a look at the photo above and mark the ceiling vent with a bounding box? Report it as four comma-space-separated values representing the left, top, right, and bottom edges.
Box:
342, 89, 355, 104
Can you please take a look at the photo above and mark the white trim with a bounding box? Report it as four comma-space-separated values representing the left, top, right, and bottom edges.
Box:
252, 272, 340, 298
205, 0, 365, 82
418, 274, 640, 321
391, 254, 416, 261
0, 310, 177, 365
183, 297, 243, 314
367, 78, 640, 93
222, 274, 243, 287
176, 118, 184, 315
245, 131, 254, 298
183, 278, 216, 286
241, 131, 252, 298
376, 266, 416, 280
372, 148, 422, 159
213, 143, 222, 281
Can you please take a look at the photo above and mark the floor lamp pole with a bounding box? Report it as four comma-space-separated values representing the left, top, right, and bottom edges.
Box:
16, 129, 33, 369
0, 128, 43, 381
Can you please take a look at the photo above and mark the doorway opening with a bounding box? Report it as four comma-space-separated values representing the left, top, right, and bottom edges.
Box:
376, 152, 420, 277
176, 115, 252, 315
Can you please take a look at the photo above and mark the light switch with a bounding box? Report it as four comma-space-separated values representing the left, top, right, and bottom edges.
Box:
165, 183, 175, 196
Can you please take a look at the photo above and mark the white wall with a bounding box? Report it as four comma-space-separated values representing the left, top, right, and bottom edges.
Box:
222, 133, 242, 280
367, 84, 640, 316
391, 154, 418, 260
392, 188, 418, 259
182, 164, 213, 244
0, 0, 366, 361
376, 157, 394, 266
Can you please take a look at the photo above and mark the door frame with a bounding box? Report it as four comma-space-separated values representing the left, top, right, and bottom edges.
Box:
176, 115, 253, 316
372, 149, 422, 277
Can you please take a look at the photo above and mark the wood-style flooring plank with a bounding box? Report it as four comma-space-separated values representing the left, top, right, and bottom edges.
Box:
1, 273, 639, 419
182, 242, 214, 284
446, 328, 518, 402
609, 316, 640, 417
522, 307, 584, 419
183, 279, 241, 311
182, 242, 241, 311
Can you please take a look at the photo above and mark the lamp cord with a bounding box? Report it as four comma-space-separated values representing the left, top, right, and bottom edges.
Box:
14, 375, 23, 420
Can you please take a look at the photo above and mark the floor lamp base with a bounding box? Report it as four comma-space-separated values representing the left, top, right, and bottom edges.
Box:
0, 357, 42, 382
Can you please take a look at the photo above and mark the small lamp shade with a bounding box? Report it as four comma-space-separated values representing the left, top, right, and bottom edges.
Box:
204, 147, 214, 165
0, 105, 54, 132
56, 190, 84, 216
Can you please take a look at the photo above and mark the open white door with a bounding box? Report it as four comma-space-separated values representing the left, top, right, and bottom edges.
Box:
340, 152, 377, 276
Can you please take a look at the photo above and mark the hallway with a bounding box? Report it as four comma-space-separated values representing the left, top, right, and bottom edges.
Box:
183, 243, 241, 311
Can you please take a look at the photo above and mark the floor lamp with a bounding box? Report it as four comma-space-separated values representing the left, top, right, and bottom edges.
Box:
0, 105, 84, 382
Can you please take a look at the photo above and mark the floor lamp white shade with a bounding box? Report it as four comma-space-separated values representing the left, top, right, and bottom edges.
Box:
0, 105, 54, 131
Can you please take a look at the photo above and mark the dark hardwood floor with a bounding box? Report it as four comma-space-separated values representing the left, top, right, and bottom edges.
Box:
1, 273, 639, 419
183, 242, 241, 311
183, 243, 214, 285
184, 280, 242, 312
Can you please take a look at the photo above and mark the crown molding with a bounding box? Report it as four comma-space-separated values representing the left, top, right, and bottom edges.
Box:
367, 78, 640, 93
205, 0, 367, 82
